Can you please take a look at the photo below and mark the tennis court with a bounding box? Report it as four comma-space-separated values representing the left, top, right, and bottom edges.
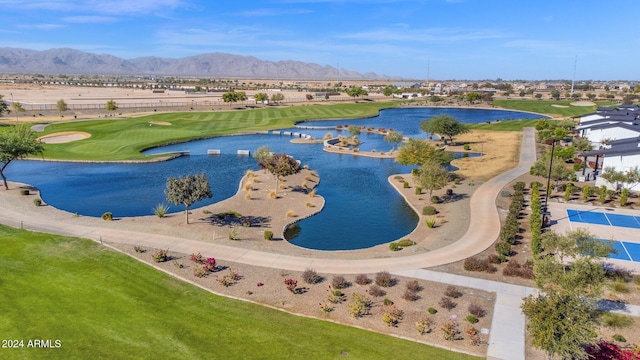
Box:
600, 239, 640, 262
567, 209, 640, 229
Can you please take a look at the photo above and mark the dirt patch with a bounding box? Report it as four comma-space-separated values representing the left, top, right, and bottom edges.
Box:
37, 131, 91, 144
113, 242, 495, 357
449, 130, 522, 182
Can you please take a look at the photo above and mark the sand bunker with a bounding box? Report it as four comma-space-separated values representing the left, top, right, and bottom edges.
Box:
570, 101, 596, 107
149, 121, 172, 126
551, 104, 569, 108
38, 131, 91, 144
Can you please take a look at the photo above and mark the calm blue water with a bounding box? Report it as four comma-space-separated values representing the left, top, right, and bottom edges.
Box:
7, 108, 545, 250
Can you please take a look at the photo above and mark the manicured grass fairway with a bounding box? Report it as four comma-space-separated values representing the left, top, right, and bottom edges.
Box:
491, 99, 615, 118
39, 102, 397, 161
0, 225, 480, 360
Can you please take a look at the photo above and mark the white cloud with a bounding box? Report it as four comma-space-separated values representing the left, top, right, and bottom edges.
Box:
238, 8, 313, 17
16, 23, 64, 30
63, 16, 119, 24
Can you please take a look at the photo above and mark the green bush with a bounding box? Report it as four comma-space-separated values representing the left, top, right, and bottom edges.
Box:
425, 218, 437, 228
422, 206, 437, 215
33, 198, 42, 206
415, 187, 422, 195
427, 307, 437, 314
152, 203, 169, 218
494, 241, 511, 257
403, 182, 410, 189
397, 239, 414, 247
389, 242, 401, 251
601, 312, 633, 328
612, 334, 627, 343
101, 212, 113, 221
620, 188, 629, 206
513, 182, 525, 192
446, 189, 453, 196
430, 196, 441, 204
465, 315, 478, 324
463, 144, 470, 151
263, 230, 273, 240
20, 189, 29, 195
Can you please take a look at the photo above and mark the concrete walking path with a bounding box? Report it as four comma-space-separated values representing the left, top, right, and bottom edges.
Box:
0, 128, 540, 359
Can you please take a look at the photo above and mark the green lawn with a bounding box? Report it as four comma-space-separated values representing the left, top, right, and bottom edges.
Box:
0, 224, 480, 360
39, 102, 397, 161
469, 119, 564, 131
491, 99, 615, 118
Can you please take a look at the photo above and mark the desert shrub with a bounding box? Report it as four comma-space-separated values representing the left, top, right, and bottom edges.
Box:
33, 198, 42, 206
466, 325, 481, 346
193, 268, 206, 278
605, 266, 634, 282
133, 245, 144, 253
445, 286, 462, 298
486, 254, 501, 264
440, 320, 458, 340
422, 206, 437, 215
382, 306, 404, 327
172, 260, 184, 269
466, 315, 478, 324
190, 252, 203, 263
502, 259, 534, 279
427, 307, 438, 314
403, 182, 410, 189
612, 334, 627, 343
468, 303, 486, 318
217, 275, 234, 287
513, 182, 525, 192
203, 257, 216, 272
464, 144, 471, 150
355, 274, 370, 285
269, 190, 277, 199
101, 212, 113, 221
383, 298, 393, 306
416, 317, 434, 335
393, 175, 404, 180
425, 217, 437, 228
244, 182, 253, 191
19, 189, 29, 195
263, 230, 273, 240
228, 269, 241, 281
402, 289, 419, 301
327, 288, 346, 304
439, 296, 456, 310
331, 275, 349, 289
397, 239, 413, 247
302, 269, 322, 284
285, 210, 295, 217
494, 241, 511, 257
152, 203, 169, 218
430, 195, 441, 204
308, 189, 316, 198
415, 187, 422, 195
284, 278, 298, 293
601, 312, 633, 328
368, 285, 386, 297
463, 257, 491, 272
228, 225, 240, 240
389, 242, 401, 251
152, 249, 169, 263
305, 201, 313, 207
446, 188, 454, 196
620, 188, 629, 206
406, 280, 422, 292
499, 190, 512, 197
348, 293, 372, 318
375, 271, 395, 287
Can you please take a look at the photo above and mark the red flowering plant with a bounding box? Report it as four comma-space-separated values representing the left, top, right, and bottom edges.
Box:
284, 278, 298, 293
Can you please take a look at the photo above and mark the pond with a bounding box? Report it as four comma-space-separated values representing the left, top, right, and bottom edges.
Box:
7, 108, 545, 250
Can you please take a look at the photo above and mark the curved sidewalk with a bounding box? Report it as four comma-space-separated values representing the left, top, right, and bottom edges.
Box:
0, 128, 536, 273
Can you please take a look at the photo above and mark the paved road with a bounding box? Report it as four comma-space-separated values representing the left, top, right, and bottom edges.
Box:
0, 127, 536, 359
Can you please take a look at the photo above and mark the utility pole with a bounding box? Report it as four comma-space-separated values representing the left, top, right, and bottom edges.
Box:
570, 55, 577, 95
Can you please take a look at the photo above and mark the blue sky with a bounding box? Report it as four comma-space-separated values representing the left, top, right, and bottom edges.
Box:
0, 0, 638, 80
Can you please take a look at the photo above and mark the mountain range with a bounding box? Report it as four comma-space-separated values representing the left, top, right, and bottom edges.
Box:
0, 47, 389, 80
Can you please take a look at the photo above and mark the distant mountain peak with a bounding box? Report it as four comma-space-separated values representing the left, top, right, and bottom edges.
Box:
0, 47, 389, 80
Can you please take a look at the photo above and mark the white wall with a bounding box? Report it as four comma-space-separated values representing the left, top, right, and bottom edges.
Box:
585, 127, 640, 146
596, 153, 640, 191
